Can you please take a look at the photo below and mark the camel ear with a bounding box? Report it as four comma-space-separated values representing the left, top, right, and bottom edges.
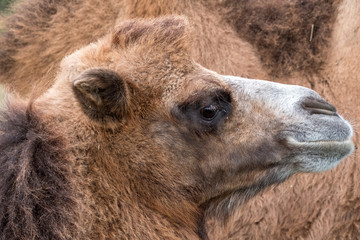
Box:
72, 68, 129, 123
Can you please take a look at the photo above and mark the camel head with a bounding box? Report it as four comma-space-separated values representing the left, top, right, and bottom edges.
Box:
38, 16, 354, 230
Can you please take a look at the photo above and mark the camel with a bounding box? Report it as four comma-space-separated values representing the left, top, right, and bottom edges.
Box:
0, 0, 359, 239
0, 16, 354, 240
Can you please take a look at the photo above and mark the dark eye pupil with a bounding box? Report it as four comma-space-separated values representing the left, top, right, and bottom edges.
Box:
200, 105, 219, 120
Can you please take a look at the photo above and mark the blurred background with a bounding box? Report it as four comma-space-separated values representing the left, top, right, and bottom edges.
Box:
0, 0, 14, 13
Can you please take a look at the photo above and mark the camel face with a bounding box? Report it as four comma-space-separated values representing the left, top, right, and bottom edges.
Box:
47, 17, 353, 206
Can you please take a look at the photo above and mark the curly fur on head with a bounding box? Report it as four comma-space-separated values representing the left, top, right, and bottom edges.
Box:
0, 99, 85, 240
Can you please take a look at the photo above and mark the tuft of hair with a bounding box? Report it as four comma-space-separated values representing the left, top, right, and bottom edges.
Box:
0, 98, 85, 239
219, 0, 340, 77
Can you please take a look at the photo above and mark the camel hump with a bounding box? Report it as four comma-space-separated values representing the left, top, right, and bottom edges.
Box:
0, 99, 83, 239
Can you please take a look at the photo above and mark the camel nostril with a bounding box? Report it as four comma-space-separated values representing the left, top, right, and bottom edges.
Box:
301, 97, 337, 116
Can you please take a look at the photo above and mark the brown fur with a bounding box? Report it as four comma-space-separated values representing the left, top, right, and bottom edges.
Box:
0, 100, 87, 239
0, 0, 267, 96
0, 0, 123, 95
0, 0, 359, 239
218, 0, 340, 77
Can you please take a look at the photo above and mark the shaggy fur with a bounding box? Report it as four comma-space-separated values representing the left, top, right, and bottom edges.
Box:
0, 0, 359, 239
218, 0, 340, 77
0, 0, 122, 95
0, 100, 85, 239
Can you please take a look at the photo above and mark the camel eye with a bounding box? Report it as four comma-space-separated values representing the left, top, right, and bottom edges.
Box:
200, 105, 219, 121
174, 90, 232, 134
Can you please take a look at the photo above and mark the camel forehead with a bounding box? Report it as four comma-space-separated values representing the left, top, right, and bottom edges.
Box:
60, 17, 229, 102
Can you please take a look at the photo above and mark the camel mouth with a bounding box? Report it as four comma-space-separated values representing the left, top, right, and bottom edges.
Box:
284, 137, 354, 172
287, 137, 354, 149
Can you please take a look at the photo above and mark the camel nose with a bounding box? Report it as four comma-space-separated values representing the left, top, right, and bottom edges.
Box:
301, 97, 337, 116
